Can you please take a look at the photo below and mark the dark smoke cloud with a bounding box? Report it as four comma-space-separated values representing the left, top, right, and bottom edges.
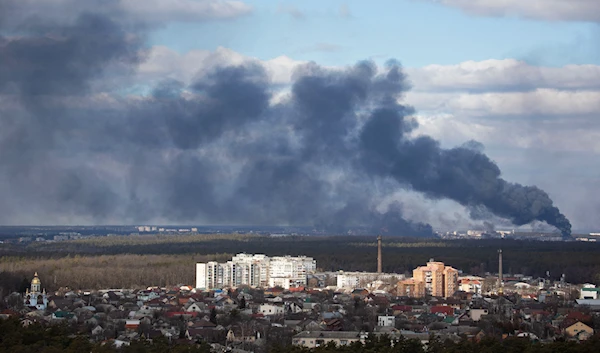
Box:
0, 6, 572, 237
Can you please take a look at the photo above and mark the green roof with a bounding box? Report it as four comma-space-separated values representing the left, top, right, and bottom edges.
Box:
443, 316, 456, 324
582, 288, 600, 292
53, 311, 74, 318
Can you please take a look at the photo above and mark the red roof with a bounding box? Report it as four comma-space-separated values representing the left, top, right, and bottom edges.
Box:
392, 305, 412, 312
373, 296, 389, 305
431, 306, 454, 315
1, 309, 19, 317
565, 311, 592, 324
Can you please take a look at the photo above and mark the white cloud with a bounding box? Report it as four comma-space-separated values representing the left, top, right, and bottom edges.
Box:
401, 59, 600, 154
413, 111, 600, 154
136, 46, 305, 86
407, 89, 600, 118
424, 0, 600, 22
407, 59, 600, 92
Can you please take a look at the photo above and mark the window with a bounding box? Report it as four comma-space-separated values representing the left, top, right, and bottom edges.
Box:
340, 340, 348, 345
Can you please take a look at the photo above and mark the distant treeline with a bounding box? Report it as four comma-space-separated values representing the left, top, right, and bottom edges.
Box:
1, 235, 600, 293
0, 254, 229, 293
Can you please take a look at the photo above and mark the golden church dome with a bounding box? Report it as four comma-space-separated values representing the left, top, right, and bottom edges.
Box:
31, 272, 41, 285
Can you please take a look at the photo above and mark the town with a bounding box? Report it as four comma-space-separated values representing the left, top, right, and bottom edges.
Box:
2, 237, 600, 352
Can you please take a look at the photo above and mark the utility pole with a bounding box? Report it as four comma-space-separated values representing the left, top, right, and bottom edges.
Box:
377, 235, 382, 274
498, 249, 503, 295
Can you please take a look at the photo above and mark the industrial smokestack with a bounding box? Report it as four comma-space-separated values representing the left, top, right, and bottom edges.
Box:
498, 249, 503, 295
377, 235, 382, 273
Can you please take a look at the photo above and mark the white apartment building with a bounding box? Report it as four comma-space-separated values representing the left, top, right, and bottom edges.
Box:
336, 271, 405, 289
378, 315, 396, 327
269, 256, 316, 289
580, 284, 600, 300
196, 253, 316, 290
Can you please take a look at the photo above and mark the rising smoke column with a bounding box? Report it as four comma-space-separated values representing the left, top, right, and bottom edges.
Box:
357, 63, 572, 237
0, 3, 572, 236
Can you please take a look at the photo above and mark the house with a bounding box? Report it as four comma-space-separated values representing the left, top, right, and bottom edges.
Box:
431, 306, 454, 316
443, 316, 458, 325
20, 318, 36, 327
459, 278, 481, 294
285, 301, 303, 314
392, 305, 412, 315
190, 318, 217, 329
300, 319, 323, 332
0, 309, 19, 319
580, 285, 599, 300
125, 319, 140, 331
468, 308, 488, 321
226, 326, 261, 343
323, 318, 343, 331
564, 311, 593, 326
293, 331, 440, 348
48, 298, 74, 311
378, 315, 396, 327
51, 311, 75, 321
185, 320, 224, 343
284, 320, 303, 331
565, 321, 594, 339
91, 325, 104, 336
259, 304, 284, 316
293, 331, 363, 348
351, 289, 369, 299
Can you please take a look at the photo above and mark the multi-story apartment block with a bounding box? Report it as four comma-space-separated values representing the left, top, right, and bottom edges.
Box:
336, 271, 405, 289
196, 254, 316, 290
397, 278, 425, 298
398, 259, 459, 298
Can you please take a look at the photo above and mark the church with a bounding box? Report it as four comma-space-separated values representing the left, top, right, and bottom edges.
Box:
24, 272, 48, 310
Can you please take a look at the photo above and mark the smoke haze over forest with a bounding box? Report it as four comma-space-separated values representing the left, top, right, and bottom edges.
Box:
0, 0, 575, 237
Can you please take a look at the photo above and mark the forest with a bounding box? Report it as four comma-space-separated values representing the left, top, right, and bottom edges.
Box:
1, 234, 600, 293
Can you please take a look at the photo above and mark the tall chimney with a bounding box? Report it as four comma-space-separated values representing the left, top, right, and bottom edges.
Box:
377, 235, 382, 274
498, 249, 503, 295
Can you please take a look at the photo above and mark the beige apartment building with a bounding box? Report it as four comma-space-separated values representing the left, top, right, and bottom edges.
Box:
397, 278, 425, 298
398, 259, 459, 298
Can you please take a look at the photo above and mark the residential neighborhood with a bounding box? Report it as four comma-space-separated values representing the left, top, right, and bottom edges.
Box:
3, 251, 600, 352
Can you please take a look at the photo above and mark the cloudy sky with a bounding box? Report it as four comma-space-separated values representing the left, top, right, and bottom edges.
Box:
147, 0, 600, 231
1, 0, 599, 233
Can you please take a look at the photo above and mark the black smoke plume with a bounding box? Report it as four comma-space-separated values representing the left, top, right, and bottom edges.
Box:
0, 5, 571, 237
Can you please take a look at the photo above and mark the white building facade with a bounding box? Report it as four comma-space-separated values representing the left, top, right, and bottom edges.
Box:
196, 254, 316, 290
378, 315, 396, 327
24, 272, 48, 310
580, 284, 600, 300
336, 271, 405, 289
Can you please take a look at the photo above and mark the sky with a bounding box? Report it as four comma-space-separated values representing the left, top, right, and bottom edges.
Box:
1, 0, 599, 233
